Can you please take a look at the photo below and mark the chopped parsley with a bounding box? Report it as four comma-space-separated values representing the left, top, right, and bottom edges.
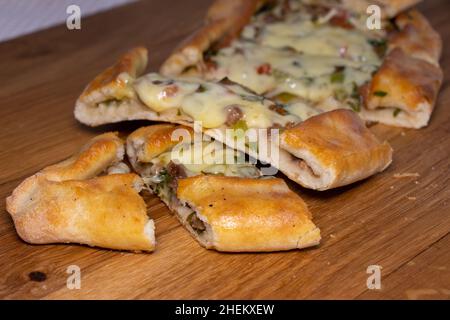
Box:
347, 100, 361, 112
272, 69, 291, 81
334, 88, 348, 101
374, 90, 388, 97
330, 67, 346, 83
393, 108, 401, 117
368, 39, 388, 57
196, 84, 207, 93
233, 119, 248, 131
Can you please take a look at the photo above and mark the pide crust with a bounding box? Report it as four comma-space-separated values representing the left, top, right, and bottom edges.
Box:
362, 48, 443, 128
80, 46, 148, 106
361, 10, 443, 128
177, 175, 321, 252
41, 132, 124, 182
280, 109, 393, 189
160, 0, 425, 77
127, 124, 194, 164
6, 133, 155, 252
389, 10, 442, 65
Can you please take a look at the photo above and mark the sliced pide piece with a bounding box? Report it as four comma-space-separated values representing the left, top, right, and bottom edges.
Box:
177, 175, 320, 252
360, 10, 443, 128
76, 50, 392, 190
160, 0, 273, 77
280, 109, 393, 190
6, 132, 155, 252
126, 124, 320, 252
74, 47, 194, 127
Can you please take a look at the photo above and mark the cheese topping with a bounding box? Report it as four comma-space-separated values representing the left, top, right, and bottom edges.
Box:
153, 140, 261, 178
134, 73, 300, 128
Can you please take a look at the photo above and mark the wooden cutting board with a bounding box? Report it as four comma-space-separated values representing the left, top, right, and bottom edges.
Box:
0, 0, 449, 300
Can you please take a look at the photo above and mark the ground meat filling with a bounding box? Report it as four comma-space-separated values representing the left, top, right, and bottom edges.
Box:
167, 161, 187, 190
225, 105, 244, 126
297, 158, 320, 178
187, 212, 206, 233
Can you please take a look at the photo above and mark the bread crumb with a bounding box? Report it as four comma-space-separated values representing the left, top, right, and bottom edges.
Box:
401, 131, 405, 136
407, 196, 417, 201
390, 186, 395, 190
414, 181, 419, 184
329, 234, 336, 239
394, 172, 420, 178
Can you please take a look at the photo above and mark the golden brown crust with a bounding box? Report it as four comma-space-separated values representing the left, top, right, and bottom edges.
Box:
341, 0, 421, 18
389, 10, 442, 65
7, 174, 153, 252
79, 47, 148, 106
126, 123, 195, 176
127, 124, 194, 164
280, 109, 393, 189
6, 133, 155, 252
41, 132, 124, 182
160, 0, 272, 76
362, 48, 443, 128
177, 175, 320, 252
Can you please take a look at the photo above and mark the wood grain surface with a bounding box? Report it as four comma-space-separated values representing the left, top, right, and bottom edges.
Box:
0, 0, 449, 300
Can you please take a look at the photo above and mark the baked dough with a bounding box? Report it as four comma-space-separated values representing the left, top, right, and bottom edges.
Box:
126, 124, 321, 252
177, 175, 321, 252
6, 132, 155, 252
279, 109, 393, 189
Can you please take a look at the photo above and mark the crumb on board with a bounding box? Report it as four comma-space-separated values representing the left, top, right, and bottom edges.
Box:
407, 196, 417, 201
390, 186, 395, 189
329, 234, 336, 239
393, 172, 420, 178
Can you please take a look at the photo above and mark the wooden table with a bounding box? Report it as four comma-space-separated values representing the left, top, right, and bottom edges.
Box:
0, 0, 449, 300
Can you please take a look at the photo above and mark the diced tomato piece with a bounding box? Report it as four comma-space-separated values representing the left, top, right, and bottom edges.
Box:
257, 63, 272, 75
329, 11, 354, 29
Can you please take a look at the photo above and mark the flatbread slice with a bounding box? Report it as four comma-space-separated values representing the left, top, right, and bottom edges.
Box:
159, 1, 442, 128
126, 124, 321, 252
6, 132, 155, 252
75, 48, 392, 190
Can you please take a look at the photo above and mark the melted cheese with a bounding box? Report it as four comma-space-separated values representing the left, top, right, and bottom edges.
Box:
261, 20, 380, 62
285, 101, 321, 121
134, 73, 300, 129
134, 74, 199, 112
210, 4, 384, 110
153, 141, 261, 178
214, 42, 379, 101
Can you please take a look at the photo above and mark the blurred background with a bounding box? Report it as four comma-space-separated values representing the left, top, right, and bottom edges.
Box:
0, 0, 136, 42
